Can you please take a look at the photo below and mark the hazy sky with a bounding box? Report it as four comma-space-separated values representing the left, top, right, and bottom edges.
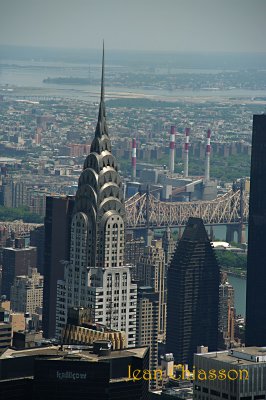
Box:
0, 0, 265, 53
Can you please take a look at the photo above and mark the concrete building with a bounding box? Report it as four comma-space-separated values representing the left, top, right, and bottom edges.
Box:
12, 330, 43, 350
124, 230, 145, 279
1, 243, 37, 299
162, 227, 176, 269
136, 239, 167, 340
56, 48, 137, 347
194, 347, 266, 400
0, 323, 12, 353
219, 272, 235, 349
136, 286, 159, 390
10, 268, 43, 315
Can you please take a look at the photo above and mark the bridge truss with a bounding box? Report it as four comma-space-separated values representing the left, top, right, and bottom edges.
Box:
125, 189, 249, 229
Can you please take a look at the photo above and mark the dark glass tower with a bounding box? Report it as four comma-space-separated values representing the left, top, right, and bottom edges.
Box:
43, 196, 75, 338
246, 114, 266, 346
166, 217, 219, 367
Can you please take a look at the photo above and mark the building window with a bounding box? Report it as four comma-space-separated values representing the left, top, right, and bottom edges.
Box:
210, 390, 220, 397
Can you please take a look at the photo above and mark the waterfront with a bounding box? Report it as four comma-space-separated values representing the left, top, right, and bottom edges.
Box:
1, 58, 266, 103
228, 275, 246, 317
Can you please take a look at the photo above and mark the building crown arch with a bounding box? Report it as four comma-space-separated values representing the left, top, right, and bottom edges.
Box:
98, 197, 126, 219
100, 153, 118, 171
98, 184, 124, 205
75, 184, 97, 207
98, 169, 122, 189
83, 152, 101, 173
78, 168, 98, 189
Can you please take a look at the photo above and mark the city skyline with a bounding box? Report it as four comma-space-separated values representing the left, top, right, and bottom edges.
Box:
0, 0, 266, 53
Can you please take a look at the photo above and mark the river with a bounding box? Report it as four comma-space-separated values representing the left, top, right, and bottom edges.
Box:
227, 275, 246, 317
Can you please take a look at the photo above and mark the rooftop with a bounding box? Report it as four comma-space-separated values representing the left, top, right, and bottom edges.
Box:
196, 347, 266, 365
0, 345, 148, 362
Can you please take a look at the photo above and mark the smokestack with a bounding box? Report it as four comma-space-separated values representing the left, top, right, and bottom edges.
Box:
184, 127, 190, 178
169, 126, 175, 174
205, 129, 211, 182
132, 137, 137, 180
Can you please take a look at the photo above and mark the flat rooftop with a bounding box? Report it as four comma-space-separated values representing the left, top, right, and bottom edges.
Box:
0, 345, 148, 362
196, 347, 266, 366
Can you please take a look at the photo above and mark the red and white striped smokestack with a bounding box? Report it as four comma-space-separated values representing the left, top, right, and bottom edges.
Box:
169, 125, 175, 174
184, 127, 190, 178
205, 129, 211, 181
132, 137, 137, 180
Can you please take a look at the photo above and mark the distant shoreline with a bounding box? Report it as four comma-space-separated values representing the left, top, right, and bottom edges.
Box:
222, 269, 246, 279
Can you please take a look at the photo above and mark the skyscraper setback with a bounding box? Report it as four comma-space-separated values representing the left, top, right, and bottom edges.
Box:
166, 217, 219, 367
246, 114, 266, 346
56, 46, 137, 346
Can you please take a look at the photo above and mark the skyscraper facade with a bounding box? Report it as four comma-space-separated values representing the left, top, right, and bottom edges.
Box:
246, 114, 266, 346
2, 244, 37, 299
10, 268, 43, 315
166, 217, 219, 366
219, 272, 235, 348
136, 286, 159, 390
56, 47, 137, 347
162, 227, 175, 269
43, 195, 75, 338
136, 239, 167, 340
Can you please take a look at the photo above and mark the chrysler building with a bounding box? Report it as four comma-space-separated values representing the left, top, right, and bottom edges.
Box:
56, 45, 137, 347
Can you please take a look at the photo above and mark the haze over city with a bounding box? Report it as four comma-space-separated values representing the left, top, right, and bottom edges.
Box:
0, 0, 266, 53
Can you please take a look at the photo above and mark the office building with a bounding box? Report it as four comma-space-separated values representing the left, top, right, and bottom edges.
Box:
0, 343, 149, 400
0, 323, 12, 353
246, 114, 266, 346
43, 195, 75, 338
56, 47, 137, 347
30, 225, 45, 274
1, 242, 37, 299
10, 268, 43, 315
136, 239, 167, 340
124, 230, 145, 279
166, 217, 219, 367
136, 286, 159, 390
162, 227, 176, 268
194, 347, 266, 400
219, 272, 235, 349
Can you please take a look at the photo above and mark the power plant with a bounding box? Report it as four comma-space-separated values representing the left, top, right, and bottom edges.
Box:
131, 137, 137, 180
169, 125, 175, 174
126, 126, 217, 202
184, 127, 190, 178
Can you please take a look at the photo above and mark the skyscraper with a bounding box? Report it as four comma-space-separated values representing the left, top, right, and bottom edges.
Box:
43, 195, 75, 338
136, 239, 167, 340
136, 287, 159, 390
166, 217, 219, 367
162, 226, 175, 269
246, 114, 266, 346
56, 46, 137, 347
219, 272, 235, 349
2, 243, 37, 299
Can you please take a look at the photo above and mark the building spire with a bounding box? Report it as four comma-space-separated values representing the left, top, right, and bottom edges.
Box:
91, 42, 110, 149
100, 40, 104, 103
